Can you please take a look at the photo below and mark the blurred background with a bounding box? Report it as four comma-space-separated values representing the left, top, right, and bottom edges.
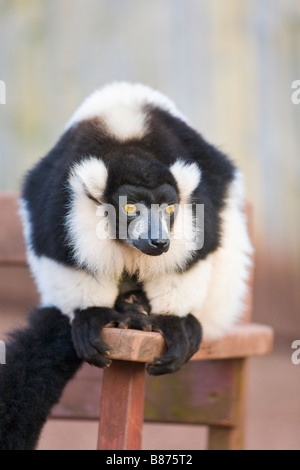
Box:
0, 0, 299, 450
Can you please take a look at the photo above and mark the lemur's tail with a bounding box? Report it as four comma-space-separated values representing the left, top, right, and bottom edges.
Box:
0, 307, 82, 450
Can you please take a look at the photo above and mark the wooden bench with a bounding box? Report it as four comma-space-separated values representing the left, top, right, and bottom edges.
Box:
0, 194, 273, 450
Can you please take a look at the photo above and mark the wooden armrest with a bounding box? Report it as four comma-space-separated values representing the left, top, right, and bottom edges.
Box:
101, 323, 274, 363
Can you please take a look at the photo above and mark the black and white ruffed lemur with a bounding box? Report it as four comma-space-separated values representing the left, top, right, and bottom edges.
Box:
0, 82, 252, 449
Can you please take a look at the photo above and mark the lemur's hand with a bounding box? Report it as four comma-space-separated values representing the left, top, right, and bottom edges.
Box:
71, 307, 122, 368
71, 298, 152, 368
146, 314, 202, 376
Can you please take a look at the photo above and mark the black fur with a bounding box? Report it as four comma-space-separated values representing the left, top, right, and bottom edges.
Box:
146, 313, 202, 376
0, 308, 82, 450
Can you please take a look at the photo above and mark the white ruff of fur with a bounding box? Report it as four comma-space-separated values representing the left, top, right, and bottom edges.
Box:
170, 160, 201, 204
19, 199, 120, 318
191, 170, 253, 339
66, 82, 188, 141
142, 170, 253, 340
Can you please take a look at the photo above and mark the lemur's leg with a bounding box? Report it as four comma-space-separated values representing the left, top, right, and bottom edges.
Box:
0, 307, 82, 451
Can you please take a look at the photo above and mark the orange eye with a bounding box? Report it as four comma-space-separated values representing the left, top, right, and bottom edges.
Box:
165, 204, 175, 215
124, 204, 137, 215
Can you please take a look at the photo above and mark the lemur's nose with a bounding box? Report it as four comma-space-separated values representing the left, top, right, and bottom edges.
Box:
150, 238, 170, 251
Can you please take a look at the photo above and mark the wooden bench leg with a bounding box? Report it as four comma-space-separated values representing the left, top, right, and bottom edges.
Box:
207, 358, 248, 450
208, 425, 243, 450
97, 360, 146, 450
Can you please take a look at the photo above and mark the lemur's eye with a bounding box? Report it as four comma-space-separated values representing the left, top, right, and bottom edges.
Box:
124, 204, 137, 215
165, 204, 175, 215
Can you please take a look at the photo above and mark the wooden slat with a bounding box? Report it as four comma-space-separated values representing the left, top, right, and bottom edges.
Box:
145, 358, 247, 428
101, 323, 273, 363
97, 361, 146, 450
0, 194, 27, 265
208, 359, 247, 449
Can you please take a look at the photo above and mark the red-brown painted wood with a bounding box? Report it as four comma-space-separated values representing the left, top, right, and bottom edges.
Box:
0, 194, 27, 265
100, 324, 273, 363
97, 361, 146, 450
208, 358, 248, 450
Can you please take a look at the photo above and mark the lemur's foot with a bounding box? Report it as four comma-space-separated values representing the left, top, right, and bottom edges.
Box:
114, 290, 152, 331
71, 307, 122, 368
146, 314, 202, 376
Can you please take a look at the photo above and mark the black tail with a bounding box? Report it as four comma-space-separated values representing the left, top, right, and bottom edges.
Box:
0, 307, 82, 450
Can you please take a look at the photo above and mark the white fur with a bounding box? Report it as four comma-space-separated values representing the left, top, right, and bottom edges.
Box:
66, 82, 188, 141
69, 156, 108, 201
170, 160, 201, 203
28, 253, 119, 318
66, 179, 125, 277
19, 199, 119, 318
144, 256, 213, 317
196, 170, 252, 339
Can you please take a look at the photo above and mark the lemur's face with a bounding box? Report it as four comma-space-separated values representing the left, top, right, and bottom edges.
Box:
109, 183, 179, 256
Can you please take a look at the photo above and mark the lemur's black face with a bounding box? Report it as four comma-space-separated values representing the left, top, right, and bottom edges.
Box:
109, 183, 179, 256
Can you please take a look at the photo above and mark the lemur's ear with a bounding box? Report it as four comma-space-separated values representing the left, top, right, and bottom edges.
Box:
69, 156, 108, 202
170, 160, 201, 204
